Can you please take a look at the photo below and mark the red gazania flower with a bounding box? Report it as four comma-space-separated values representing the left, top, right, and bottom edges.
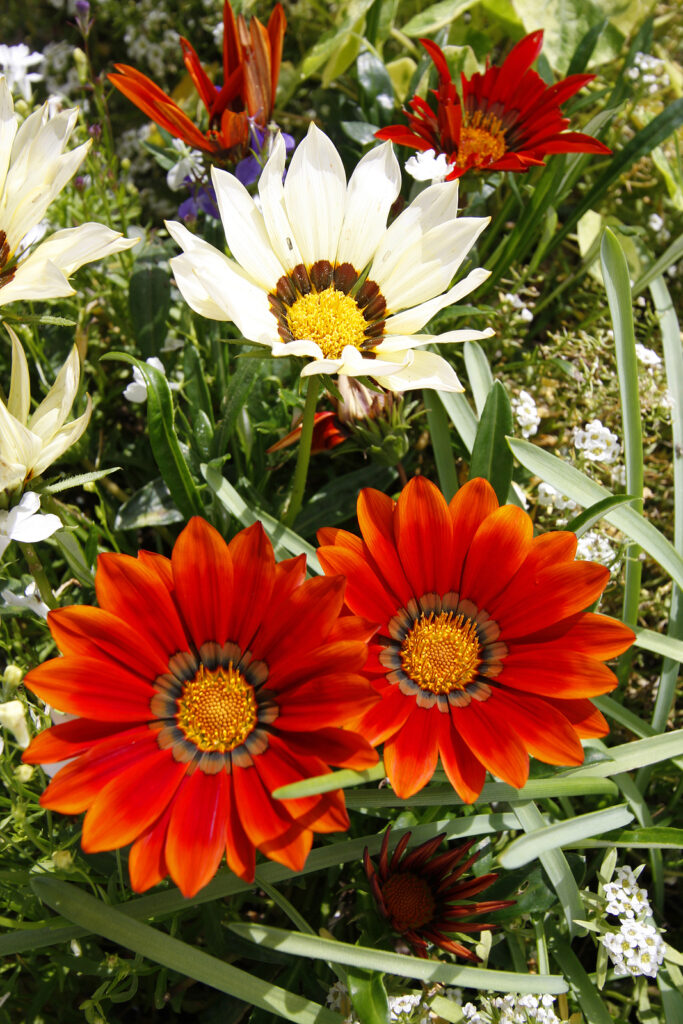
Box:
267, 410, 348, 454
317, 476, 634, 801
22, 518, 379, 898
364, 827, 513, 960
376, 31, 611, 179
108, 1, 286, 160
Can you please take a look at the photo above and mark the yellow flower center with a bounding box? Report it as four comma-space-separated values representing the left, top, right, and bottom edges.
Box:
383, 872, 435, 931
400, 611, 481, 694
286, 286, 368, 360
176, 663, 258, 752
457, 110, 506, 168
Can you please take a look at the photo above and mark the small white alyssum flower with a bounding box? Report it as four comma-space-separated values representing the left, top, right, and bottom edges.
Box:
601, 920, 665, 978
122, 357, 179, 403
1, 579, 51, 618
576, 530, 616, 567
635, 343, 661, 368
168, 123, 493, 393
573, 419, 621, 464
511, 389, 541, 438
405, 148, 453, 182
604, 864, 651, 918
537, 482, 578, 513
0, 491, 62, 558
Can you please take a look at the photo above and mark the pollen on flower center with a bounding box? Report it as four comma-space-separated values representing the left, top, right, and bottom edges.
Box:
286, 286, 368, 360
176, 663, 258, 752
382, 872, 435, 931
457, 110, 506, 168
400, 611, 481, 694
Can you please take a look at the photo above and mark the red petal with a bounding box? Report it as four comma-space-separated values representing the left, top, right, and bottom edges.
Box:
259, 821, 313, 872
500, 650, 617, 698
232, 762, 291, 847
24, 657, 155, 721
461, 504, 533, 610
491, 561, 610, 638
357, 488, 413, 607
317, 545, 399, 623
172, 517, 234, 650
358, 685, 413, 745
383, 706, 439, 798
225, 774, 256, 881
252, 574, 346, 665
437, 712, 486, 803
454, 701, 529, 789
180, 36, 216, 113
514, 612, 634, 658
268, 639, 370, 692
490, 689, 584, 766
165, 770, 230, 897
128, 804, 172, 893
226, 523, 276, 652
47, 605, 168, 679
284, 728, 379, 769
541, 696, 609, 738
274, 673, 379, 729
394, 477, 454, 598
448, 478, 499, 591
22, 718, 126, 766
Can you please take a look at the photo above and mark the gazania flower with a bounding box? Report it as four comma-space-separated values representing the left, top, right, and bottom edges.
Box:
267, 410, 348, 454
167, 123, 493, 392
376, 31, 610, 180
108, 1, 286, 162
0, 328, 91, 494
22, 517, 379, 898
364, 828, 513, 960
317, 476, 635, 801
0, 79, 136, 306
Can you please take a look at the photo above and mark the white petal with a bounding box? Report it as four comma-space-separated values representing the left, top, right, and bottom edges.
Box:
10, 509, 62, 543
373, 349, 464, 393
27, 223, 137, 275
284, 123, 346, 266
0, 401, 41, 475
336, 142, 401, 271
0, 78, 18, 200
375, 327, 495, 353
0, 256, 73, 305
169, 253, 231, 321
29, 345, 80, 440
384, 268, 492, 334
258, 133, 304, 274
270, 339, 324, 359
31, 396, 92, 478
6, 326, 30, 423
211, 165, 284, 289
200, 266, 277, 345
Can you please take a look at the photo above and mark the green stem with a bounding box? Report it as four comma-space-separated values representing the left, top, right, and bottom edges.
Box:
282, 375, 320, 528
425, 390, 458, 501
21, 544, 57, 610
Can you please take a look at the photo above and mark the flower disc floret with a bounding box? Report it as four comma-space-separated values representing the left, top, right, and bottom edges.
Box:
176, 663, 258, 752
400, 611, 481, 694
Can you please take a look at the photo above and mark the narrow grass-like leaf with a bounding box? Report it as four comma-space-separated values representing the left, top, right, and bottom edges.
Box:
632, 627, 683, 663
507, 438, 683, 590
438, 389, 477, 452
203, 462, 321, 573
547, 925, 613, 1024
572, 827, 683, 849
229, 924, 568, 993
561, 730, 683, 777
500, 805, 633, 869
31, 878, 341, 1024
512, 802, 584, 937
633, 232, 683, 296
425, 391, 459, 501
566, 494, 638, 538
470, 382, 513, 504
43, 468, 121, 494
463, 341, 494, 417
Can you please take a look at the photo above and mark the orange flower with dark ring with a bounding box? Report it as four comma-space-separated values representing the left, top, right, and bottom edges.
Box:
364, 827, 513, 959
23, 517, 378, 898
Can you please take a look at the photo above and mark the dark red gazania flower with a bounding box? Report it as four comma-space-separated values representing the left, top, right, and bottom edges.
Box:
267, 410, 348, 454
317, 476, 635, 801
108, 1, 286, 160
22, 518, 379, 898
376, 31, 611, 179
364, 828, 513, 960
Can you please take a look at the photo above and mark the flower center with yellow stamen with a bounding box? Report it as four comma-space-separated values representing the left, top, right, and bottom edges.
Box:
383, 872, 435, 931
286, 286, 368, 360
176, 663, 258, 752
400, 611, 481, 694
457, 110, 506, 168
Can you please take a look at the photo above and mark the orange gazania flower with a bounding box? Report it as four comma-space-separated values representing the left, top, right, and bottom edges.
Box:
317, 476, 635, 801
22, 518, 378, 898
376, 31, 611, 179
364, 827, 513, 960
108, 1, 286, 160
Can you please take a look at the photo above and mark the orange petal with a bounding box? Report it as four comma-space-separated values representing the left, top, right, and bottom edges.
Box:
172, 517, 235, 650
358, 684, 413, 746
515, 612, 635, 658
252, 574, 346, 665
491, 561, 610, 638
500, 650, 618, 698
357, 488, 413, 607
491, 689, 585, 766
47, 605, 168, 679
22, 718, 125, 766
227, 523, 275, 652
165, 770, 230, 898
273, 672, 379, 728
128, 804, 172, 893
449, 477, 499, 591
24, 657, 155, 721
540, 696, 609, 738
317, 545, 399, 623
454, 701, 529, 789
394, 477, 454, 598
284, 728, 379, 769
437, 712, 486, 803
383, 705, 440, 798
225, 774, 256, 881
460, 504, 533, 610
259, 821, 313, 872
232, 762, 291, 847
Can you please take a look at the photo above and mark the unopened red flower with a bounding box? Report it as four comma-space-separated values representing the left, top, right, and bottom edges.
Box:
317, 476, 634, 801
23, 517, 378, 897
364, 827, 513, 959
267, 410, 348, 454
376, 31, 611, 179
108, 1, 286, 161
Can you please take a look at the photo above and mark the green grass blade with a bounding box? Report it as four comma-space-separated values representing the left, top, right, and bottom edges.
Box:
229, 924, 568, 993
469, 381, 514, 504
510, 802, 584, 937
438, 389, 477, 452
561, 730, 683, 777
547, 924, 613, 1024
463, 341, 494, 416
507, 438, 683, 591
500, 804, 633, 869
633, 232, 683, 297
425, 390, 459, 501
566, 494, 639, 537
632, 627, 683, 663
31, 878, 342, 1024
202, 461, 321, 573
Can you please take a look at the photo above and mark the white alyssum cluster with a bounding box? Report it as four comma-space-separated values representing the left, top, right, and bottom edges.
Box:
537, 482, 578, 513
501, 292, 534, 322
576, 530, 616, 567
627, 52, 670, 93
462, 992, 564, 1023
123, 357, 179, 403
635, 343, 662, 369
600, 864, 666, 979
511, 390, 541, 438
573, 419, 621, 464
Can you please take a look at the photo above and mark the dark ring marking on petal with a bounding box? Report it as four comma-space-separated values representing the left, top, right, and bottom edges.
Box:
171, 737, 198, 763
168, 650, 198, 682
448, 690, 471, 708
276, 275, 297, 305
334, 263, 358, 294
150, 693, 178, 719
355, 279, 381, 310
416, 690, 438, 709
154, 673, 182, 698
363, 293, 387, 321
197, 750, 228, 774
364, 321, 386, 339
200, 640, 222, 670
291, 263, 312, 296
310, 259, 334, 292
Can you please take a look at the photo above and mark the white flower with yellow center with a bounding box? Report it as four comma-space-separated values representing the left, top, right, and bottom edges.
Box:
0, 76, 137, 306
0, 327, 91, 493
166, 123, 493, 392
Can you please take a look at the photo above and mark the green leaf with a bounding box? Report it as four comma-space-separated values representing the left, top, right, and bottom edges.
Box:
356, 51, 394, 116
431, 996, 465, 1022
632, 627, 683, 664
229, 924, 568, 993
547, 924, 613, 1024
507, 437, 683, 591
401, 0, 480, 36
464, 341, 494, 417
561, 729, 683, 777
128, 263, 171, 358
425, 391, 459, 501
113, 478, 184, 530
500, 804, 634, 868
470, 381, 514, 503
299, 0, 375, 79
214, 354, 261, 456
31, 878, 342, 1023
43, 468, 121, 494
438, 389, 478, 452
202, 462, 321, 572
346, 968, 390, 1024
633, 233, 683, 296
566, 494, 639, 537
599, 827, 683, 849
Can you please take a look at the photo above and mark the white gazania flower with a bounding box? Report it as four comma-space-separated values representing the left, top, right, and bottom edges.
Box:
167, 123, 493, 392
0, 327, 91, 493
0, 76, 137, 306
0, 491, 62, 558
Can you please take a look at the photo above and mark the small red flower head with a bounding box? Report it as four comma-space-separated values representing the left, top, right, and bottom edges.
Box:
376, 31, 611, 179
364, 827, 513, 959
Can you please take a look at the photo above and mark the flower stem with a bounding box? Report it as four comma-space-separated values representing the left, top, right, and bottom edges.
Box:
282, 375, 320, 528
